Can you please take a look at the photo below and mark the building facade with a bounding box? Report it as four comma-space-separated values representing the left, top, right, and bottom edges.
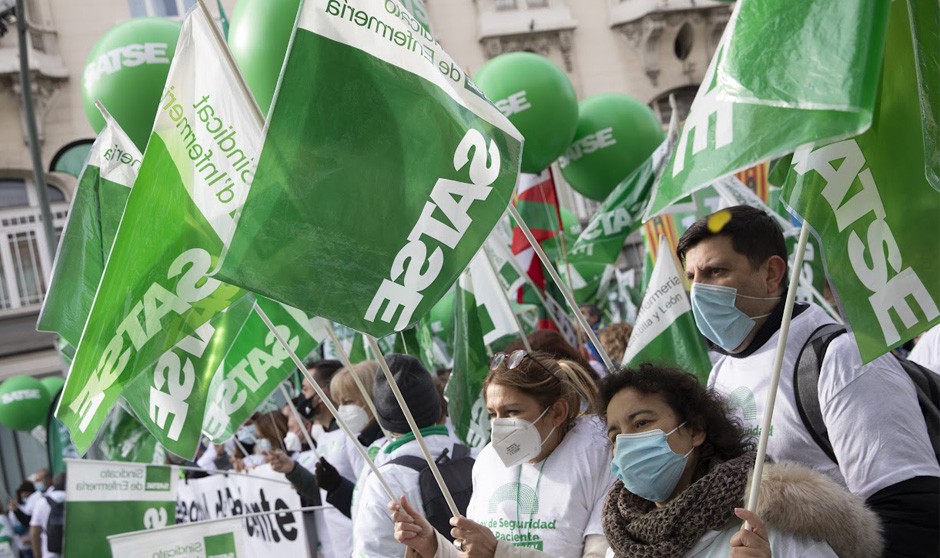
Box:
0, 0, 728, 488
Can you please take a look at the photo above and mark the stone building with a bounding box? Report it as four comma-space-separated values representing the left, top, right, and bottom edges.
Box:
0, 0, 728, 488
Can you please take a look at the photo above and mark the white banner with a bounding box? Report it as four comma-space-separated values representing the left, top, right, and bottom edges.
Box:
109, 517, 246, 558
176, 465, 308, 557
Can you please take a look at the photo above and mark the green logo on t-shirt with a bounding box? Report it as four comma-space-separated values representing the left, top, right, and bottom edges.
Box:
727, 386, 758, 421
488, 482, 538, 514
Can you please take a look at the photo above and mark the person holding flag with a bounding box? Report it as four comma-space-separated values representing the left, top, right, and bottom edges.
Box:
677, 205, 940, 555
392, 350, 613, 557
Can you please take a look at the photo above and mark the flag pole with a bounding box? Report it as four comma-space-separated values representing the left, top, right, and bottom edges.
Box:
366, 335, 461, 519
508, 204, 617, 371
744, 220, 810, 519
324, 323, 394, 441
481, 251, 532, 352
254, 305, 397, 501
278, 383, 321, 460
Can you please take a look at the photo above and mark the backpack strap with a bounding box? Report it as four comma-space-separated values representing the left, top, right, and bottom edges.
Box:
793, 323, 847, 464
386, 455, 429, 471
450, 444, 470, 460
387, 447, 456, 471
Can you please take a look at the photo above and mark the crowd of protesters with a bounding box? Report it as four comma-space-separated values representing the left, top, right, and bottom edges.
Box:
11, 205, 939, 558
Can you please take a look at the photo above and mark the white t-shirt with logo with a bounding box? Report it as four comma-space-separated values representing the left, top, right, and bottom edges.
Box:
709, 303, 940, 499
466, 416, 615, 558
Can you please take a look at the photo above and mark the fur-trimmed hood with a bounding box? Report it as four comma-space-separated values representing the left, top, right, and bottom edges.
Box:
752, 462, 883, 558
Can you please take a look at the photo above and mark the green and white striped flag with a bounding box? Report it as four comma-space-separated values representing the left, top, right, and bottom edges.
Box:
780, 0, 939, 362
446, 267, 492, 448
37, 107, 139, 348
216, 0, 522, 338
644, 0, 888, 220
55, 6, 258, 452
621, 237, 711, 383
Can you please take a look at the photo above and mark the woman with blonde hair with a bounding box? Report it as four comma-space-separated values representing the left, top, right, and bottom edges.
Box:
392, 350, 615, 557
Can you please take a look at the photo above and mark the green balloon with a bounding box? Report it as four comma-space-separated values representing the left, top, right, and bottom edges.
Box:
0, 376, 51, 431
40, 376, 66, 399
474, 53, 578, 173
559, 94, 664, 201
82, 18, 182, 152
229, 0, 301, 115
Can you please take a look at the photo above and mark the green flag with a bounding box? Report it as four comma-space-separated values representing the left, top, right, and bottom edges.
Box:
55, 7, 258, 452
780, 0, 940, 362
37, 107, 139, 347
568, 112, 677, 302
621, 237, 712, 383
98, 406, 165, 464
216, 0, 523, 338
120, 295, 255, 458
644, 0, 888, 220
446, 269, 491, 448
202, 299, 328, 443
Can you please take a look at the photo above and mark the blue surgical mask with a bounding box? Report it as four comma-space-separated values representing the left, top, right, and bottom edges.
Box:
236, 424, 257, 444
610, 422, 692, 502
33, 482, 46, 492
690, 283, 775, 351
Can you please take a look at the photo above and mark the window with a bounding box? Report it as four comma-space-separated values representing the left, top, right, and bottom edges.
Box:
0, 178, 67, 311
50, 139, 94, 179
527, 0, 548, 7
674, 22, 694, 61
127, 0, 196, 18
0, 180, 27, 209
495, 0, 518, 10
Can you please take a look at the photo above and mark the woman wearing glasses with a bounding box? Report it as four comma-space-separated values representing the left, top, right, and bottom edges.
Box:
392, 350, 615, 557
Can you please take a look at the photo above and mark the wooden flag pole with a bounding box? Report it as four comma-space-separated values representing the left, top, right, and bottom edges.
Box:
254, 305, 397, 501
508, 204, 617, 371
366, 335, 461, 519
744, 220, 811, 518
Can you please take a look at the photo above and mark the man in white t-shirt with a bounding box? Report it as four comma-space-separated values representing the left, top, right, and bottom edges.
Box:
677, 205, 940, 557
28, 474, 65, 558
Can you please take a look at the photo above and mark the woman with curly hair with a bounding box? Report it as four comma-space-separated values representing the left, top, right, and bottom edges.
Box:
600, 364, 883, 557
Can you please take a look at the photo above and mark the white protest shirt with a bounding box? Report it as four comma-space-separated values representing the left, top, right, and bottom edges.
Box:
909, 324, 940, 372
29, 489, 65, 558
466, 416, 615, 558
319, 425, 359, 481
709, 303, 940, 499
352, 427, 454, 558
297, 432, 355, 558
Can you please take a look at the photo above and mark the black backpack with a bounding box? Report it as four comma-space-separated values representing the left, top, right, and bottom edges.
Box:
388, 445, 475, 541
43, 495, 65, 554
794, 323, 940, 464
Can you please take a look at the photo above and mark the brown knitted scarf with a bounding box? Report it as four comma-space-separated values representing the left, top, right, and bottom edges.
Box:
602, 451, 756, 558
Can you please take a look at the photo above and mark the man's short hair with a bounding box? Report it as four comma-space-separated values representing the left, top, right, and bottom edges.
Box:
676, 205, 788, 276
306, 359, 344, 387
